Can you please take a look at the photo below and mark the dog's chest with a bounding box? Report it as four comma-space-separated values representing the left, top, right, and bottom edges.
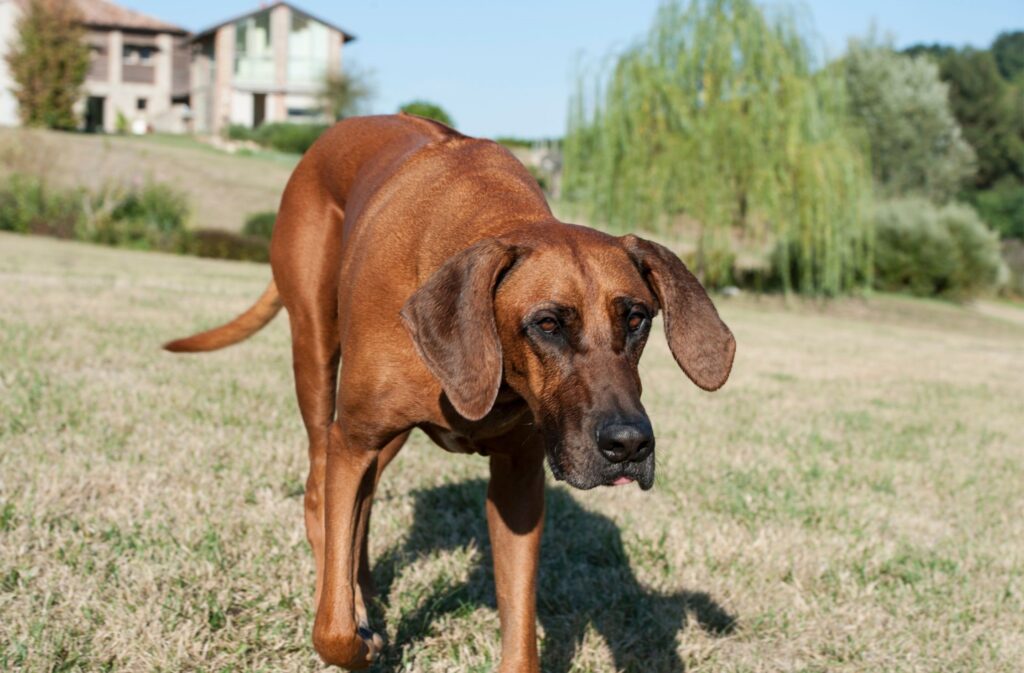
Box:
421, 396, 531, 455
423, 426, 481, 454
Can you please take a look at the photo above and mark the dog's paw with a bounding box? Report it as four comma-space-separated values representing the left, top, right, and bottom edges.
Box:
357, 623, 385, 661
312, 620, 385, 669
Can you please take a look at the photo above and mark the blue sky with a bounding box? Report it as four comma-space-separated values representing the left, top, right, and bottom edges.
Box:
131, 1, 1021, 138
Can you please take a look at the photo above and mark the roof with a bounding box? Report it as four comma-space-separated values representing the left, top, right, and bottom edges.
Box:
191, 2, 355, 43
72, 0, 188, 35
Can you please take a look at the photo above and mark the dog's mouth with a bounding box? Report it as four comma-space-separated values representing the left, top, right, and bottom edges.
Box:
607, 461, 655, 490
546, 445, 655, 491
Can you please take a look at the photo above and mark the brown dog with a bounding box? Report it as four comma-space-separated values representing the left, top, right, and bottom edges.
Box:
165, 113, 735, 671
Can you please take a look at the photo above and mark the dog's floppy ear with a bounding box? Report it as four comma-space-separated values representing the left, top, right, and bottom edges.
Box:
400, 238, 521, 421
621, 235, 736, 391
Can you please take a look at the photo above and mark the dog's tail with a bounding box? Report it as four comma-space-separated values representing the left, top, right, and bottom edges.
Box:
163, 281, 283, 353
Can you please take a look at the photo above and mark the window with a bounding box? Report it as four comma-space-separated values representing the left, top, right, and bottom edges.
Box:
234, 10, 274, 83
288, 13, 330, 85
137, 98, 147, 111
123, 45, 154, 65
287, 107, 321, 121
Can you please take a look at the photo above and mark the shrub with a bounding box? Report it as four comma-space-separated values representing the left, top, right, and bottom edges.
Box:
973, 179, 1024, 239
113, 182, 189, 234
873, 198, 1003, 297
222, 123, 328, 154
252, 123, 328, 154
0, 174, 83, 237
242, 211, 276, 240
0, 172, 277, 264
185, 229, 269, 262
225, 124, 254, 142
940, 203, 1005, 295
79, 181, 190, 250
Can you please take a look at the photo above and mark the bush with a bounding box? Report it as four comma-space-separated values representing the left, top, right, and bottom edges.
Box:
242, 211, 276, 240
253, 123, 328, 154
873, 197, 1003, 297
1, 171, 276, 263
0, 175, 192, 250
185, 229, 269, 263
80, 181, 190, 250
973, 179, 1024, 239
0, 174, 83, 237
225, 124, 254, 142
222, 122, 328, 154
941, 203, 1005, 295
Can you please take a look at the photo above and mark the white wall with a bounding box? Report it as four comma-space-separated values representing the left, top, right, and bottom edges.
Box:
0, 0, 22, 126
230, 89, 255, 127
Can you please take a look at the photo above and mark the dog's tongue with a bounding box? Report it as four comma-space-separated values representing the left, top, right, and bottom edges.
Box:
611, 476, 634, 486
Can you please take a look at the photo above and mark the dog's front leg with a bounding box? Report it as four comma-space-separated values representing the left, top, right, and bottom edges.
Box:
486, 443, 545, 673
312, 421, 385, 669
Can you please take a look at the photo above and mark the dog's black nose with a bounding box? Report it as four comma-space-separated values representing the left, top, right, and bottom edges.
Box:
597, 420, 654, 463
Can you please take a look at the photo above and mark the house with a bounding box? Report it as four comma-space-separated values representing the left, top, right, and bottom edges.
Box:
189, 2, 355, 135
0, 0, 191, 132
0, 0, 355, 134
0, 0, 26, 126
77, 0, 191, 133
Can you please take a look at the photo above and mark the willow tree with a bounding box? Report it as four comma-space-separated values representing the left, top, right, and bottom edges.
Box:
563, 0, 873, 294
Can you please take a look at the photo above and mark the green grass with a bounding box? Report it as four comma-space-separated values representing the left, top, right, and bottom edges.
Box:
1, 232, 1023, 672
135, 133, 304, 168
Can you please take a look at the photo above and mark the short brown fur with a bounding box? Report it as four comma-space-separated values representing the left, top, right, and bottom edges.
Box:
165, 114, 735, 671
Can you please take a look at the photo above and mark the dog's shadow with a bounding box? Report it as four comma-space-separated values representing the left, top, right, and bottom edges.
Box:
369, 479, 736, 672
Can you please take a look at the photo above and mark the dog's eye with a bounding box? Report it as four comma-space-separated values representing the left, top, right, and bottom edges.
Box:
627, 312, 646, 332
536, 317, 559, 334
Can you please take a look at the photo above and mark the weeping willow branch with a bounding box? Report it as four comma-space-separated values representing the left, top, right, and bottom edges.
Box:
563, 0, 874, 294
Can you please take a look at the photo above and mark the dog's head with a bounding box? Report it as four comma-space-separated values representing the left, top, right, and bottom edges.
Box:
400, 225, 735, 490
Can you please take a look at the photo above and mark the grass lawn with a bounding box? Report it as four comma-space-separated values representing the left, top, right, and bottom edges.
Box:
1, 232, 1022, 672
0, 129, 297, 233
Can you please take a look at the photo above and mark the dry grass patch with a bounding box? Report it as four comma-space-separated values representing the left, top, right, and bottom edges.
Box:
0, 129, 294, 232
1, 232, 1023, 672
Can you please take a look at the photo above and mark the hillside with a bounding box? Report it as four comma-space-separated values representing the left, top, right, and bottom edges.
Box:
0, 129, 297, 232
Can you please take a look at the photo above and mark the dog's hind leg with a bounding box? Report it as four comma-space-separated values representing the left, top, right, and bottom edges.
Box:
270, 170, 345, 614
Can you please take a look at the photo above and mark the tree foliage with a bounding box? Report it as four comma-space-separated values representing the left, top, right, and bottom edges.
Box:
320, 66, 373, 121
939, 49, 1024, 189
399, 100, 455, 127
841, 40, 974, 202
993, 31, 1024, 82
563, 0, 873, 294
905, 44, 1024, 190
4, 0, 90, 129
